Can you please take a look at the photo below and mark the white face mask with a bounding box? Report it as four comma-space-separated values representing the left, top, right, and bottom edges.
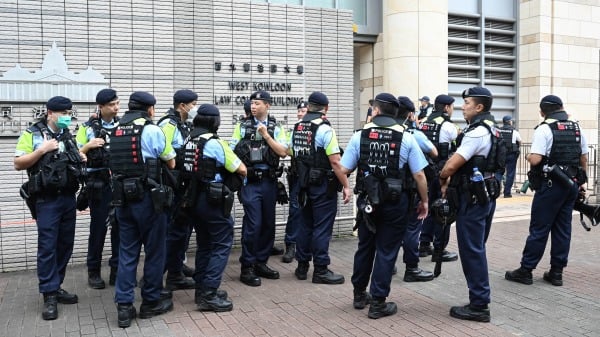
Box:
187, 105, 198, 123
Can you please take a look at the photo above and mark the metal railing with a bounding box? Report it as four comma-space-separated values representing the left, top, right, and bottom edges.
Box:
514, 143, 598, 192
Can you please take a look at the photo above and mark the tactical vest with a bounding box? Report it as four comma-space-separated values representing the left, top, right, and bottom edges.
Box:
357, 118, 404, 180
182, 128, 223, 183
498, 126, 519, 153
542, 119, 582, 167
27, 121, 82, 195
109, 111, 152, 179
233, 115, 280, 168
419, 113, 454, 160
159, 110, 191, 170
455, 117, 506, 175
85, 117, 118, 169
292, 113, 332, 171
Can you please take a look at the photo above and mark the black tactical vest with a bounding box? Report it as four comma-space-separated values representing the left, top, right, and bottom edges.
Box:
292, 113, 332, 170
357, 116, 404, 180
85, 117, 118, 169
498, 126, 519, 153
419, 113, 454, 160
109, 111, 152, 178
182, 128, 223, 183
233, 115, 280, 168
455, 114, 506, 174
159, 109, 191, 170
543, 119, 582, 167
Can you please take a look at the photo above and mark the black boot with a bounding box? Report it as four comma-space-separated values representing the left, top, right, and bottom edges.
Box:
88, 270, 106, 289
255, 263, 280, 279
403, 266, 434, 282
139, 297, 173, 319
165, 271, 196, 290
117, 303, 136, 328
109, 266, 117, 286
295, 261, 310, 280
194, 288, 228, 303
450, 304, 490, 322
431, 250, 459, 262
312, 265, 345, 284
368, 298, 397, 319
353, 289, 372, 310
281, 243, 296, 263
543, 267, 563, 286
270, 246, 284, 256
42, 292, 58, 320
182, 264, 195, 278
196, 288, 233, 312
56, 288, 78, 304
505, 266, 533, 285
240, 267, 261, 286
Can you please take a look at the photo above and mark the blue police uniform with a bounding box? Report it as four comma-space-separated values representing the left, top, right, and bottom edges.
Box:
15, 96, 83, 320
76, 117, 120, 287
342, 115, 428, 302
400, 126, 435, 280
290, 109, 345, 283
159, 107, 195, 289
506, 97, 587, 288
231, 97, 287, 286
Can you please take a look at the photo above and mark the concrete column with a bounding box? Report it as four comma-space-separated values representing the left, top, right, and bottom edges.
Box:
382, 0, 449, 103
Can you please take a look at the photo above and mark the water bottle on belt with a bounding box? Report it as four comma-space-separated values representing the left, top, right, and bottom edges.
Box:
470, 166, 489, 205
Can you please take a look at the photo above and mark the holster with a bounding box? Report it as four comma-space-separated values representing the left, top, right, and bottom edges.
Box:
364, 174, 382, 205
326, 171, 341, 198
76, 185, 89, 211
485, 178, 500, 200
207, 182, 225, 205
150, 185, 174, 213
356, 195, 376, 233
123, 177, 145, 202
382, 177, 403, 202
111, 178, 125, 207
308, 168, 324, 186
527, 169, 543, 191
20, 182, 37, 219
223, 185, 234, 218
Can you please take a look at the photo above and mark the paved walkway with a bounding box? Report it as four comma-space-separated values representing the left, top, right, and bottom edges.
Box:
1, 193, 600, 337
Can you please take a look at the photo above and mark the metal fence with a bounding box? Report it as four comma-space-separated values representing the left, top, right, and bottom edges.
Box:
514, 143, 598, 193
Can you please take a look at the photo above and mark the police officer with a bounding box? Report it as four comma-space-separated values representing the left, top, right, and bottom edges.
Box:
159, 89, 197, 291
281, 101, 309, 263
231, 90, 288, 287
496, 115, 522, 198
290, 92, 351, 284
76, 88, 121, 289
417, 95, 433, 124
112, 92, 176, 328
419, 94, 460, 263
15, 96, 85, 320
179, 104, 247, 312
505, 95, 587, 287
340, 93, 429, 319
439, 87, 503, 322
395, 96, 436, 282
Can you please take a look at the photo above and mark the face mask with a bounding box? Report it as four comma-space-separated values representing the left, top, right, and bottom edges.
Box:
56, 115, 72, 129
187, 106, 198, 123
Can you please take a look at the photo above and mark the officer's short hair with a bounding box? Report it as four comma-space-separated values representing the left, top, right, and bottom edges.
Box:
128, 100, 151, 112
193, 114, 220, 132
307, 102, 326, 113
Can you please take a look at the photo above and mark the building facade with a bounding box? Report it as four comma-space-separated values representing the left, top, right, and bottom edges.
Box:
0, 0, 598, 271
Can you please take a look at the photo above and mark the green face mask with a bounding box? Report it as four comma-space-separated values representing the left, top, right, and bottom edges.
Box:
56, 116, 72, 129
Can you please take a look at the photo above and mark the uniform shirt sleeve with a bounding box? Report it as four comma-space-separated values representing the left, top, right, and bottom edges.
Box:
529, 124, 552, 156
229, 123, 242, 150
580, 131, 589, 155
75, 125, 91, 148
340, 131, 361, 171
315, 124, 340, 156
439, 121, 459, 144
274, 124, 288, 149
160, 120, 182, 150
15, 130, 35, 156
412, 130, 435, 154
513, 129, 522, 143
204, 138, 243, 173
455, 125, 492, 161
140, 124, 176, 161
400, 132, 429, 173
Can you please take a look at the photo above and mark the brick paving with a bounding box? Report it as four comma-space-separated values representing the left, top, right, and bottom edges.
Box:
1, 193, 600, 336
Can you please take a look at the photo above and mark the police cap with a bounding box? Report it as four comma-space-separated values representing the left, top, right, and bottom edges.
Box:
396, 96, 415, 112
250, 90, 272, 104
462, 86, 492, 99
375, 93, 399, 107
197, 104, 220, 116
46, 96, 72, 111
297, 101, 308, 109
540, 95, 563, 107
308, 91, 329, 106
129, 91, 156, 106
96, 89, 118, 105
418, 96, 430, 102
434, 94, 455, 106
502, 115, 512, 123
173, 89, 198, 104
